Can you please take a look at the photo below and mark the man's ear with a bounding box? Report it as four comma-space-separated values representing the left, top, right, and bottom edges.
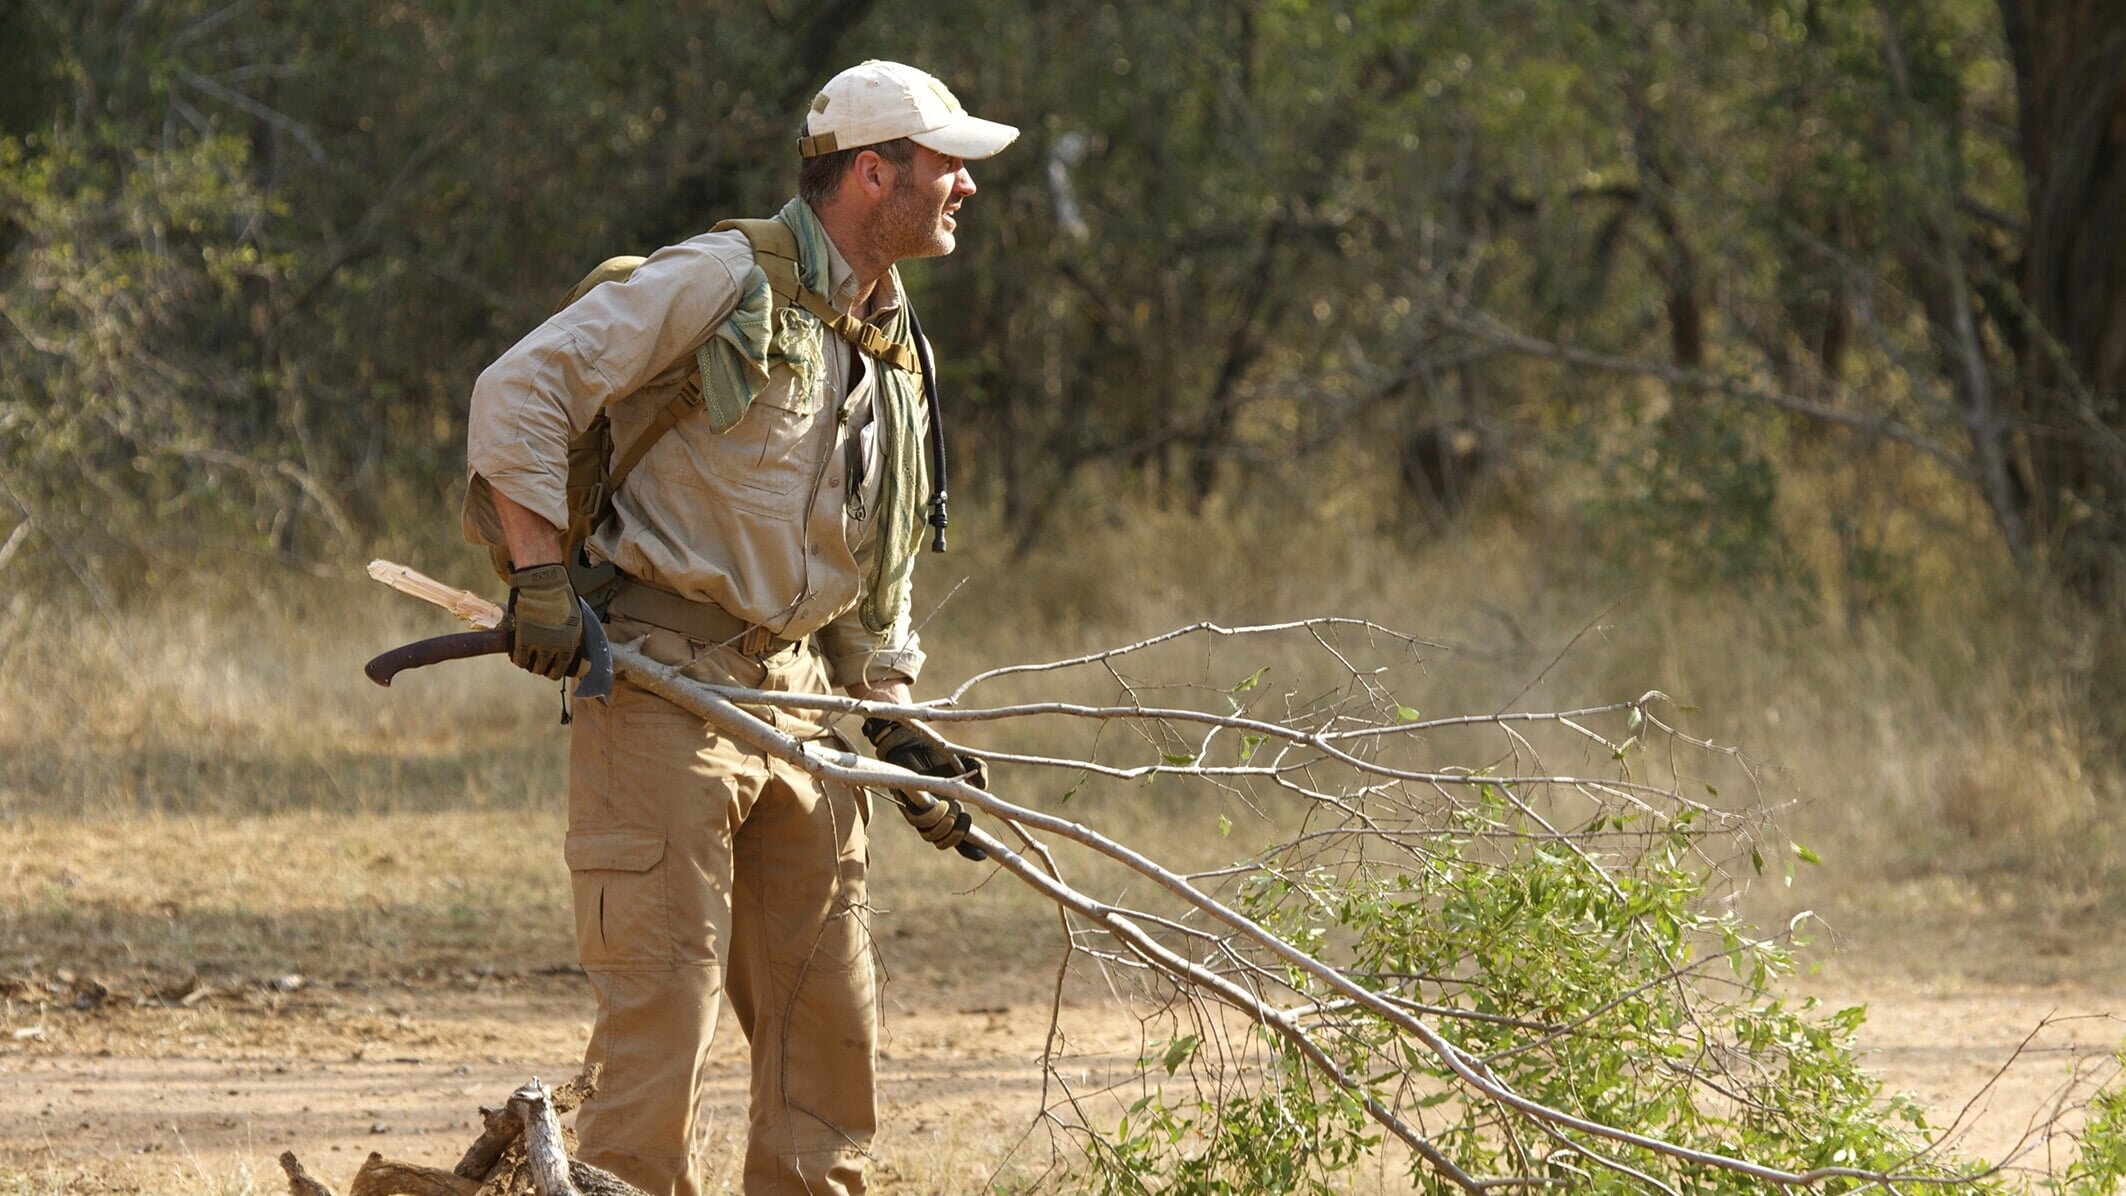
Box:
851, 148, 899, 199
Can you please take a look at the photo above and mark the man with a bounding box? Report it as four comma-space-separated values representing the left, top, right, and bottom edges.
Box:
461, 60, 1016, 1196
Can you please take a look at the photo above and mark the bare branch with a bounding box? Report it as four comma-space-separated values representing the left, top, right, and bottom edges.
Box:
174, 69, 327, 163
945, 618, 1444, 705
1435, 310, 1974, 477
0, 517, 34, 575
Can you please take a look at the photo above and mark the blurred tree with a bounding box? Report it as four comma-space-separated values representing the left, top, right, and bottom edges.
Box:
1997, 0, 2126, 600
0, 2, 312, 601
3, 0, 2124, 631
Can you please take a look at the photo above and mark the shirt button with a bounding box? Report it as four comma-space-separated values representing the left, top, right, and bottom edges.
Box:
828, 474, 841, 489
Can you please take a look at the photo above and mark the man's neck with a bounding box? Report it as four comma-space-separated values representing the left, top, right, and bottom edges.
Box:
814, 208, 886, 308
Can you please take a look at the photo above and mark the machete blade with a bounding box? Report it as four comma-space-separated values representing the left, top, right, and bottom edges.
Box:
571, 597, 614, 701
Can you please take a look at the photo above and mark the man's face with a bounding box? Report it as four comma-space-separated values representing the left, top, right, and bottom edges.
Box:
871, 145, 976, 263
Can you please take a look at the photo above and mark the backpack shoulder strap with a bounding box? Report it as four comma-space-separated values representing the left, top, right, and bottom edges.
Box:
712, 218, 919, 375
712, 218, 802, 304
599, 224, 793, 500
607, 371, 702, 492
605, 221, 793, 496
603, 213, 929, 503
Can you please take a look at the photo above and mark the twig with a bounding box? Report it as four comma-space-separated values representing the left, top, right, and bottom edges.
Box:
0, 516, 33, 575
946, 618, 1442, 705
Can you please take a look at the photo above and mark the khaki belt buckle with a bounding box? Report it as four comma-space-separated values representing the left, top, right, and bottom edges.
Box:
738, 624, 776, 658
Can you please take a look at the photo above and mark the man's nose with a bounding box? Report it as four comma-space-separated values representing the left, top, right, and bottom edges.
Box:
954, 167, 977, 196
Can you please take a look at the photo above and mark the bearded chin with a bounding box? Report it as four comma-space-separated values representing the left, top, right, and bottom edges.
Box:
869, 185, 953, 263
912, 219, 955, 260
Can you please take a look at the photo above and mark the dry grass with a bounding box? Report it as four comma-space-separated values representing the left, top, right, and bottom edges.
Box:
3, 488, 2121, 989
0, 807, 573, 983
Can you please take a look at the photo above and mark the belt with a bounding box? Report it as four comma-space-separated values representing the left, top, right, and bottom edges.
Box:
607, 577, 802, 659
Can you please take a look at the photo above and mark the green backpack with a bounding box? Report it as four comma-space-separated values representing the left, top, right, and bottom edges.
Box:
469, 219, 945, 611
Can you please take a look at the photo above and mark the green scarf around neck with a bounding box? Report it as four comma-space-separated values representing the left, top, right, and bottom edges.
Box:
697, 198, 927, 636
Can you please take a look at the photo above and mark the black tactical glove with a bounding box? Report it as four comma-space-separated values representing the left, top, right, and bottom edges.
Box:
506, 563, 583, 681
864, 717, 987, 853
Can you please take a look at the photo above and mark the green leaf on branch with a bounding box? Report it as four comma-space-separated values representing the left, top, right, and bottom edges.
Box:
1160, 1034, 1200, 1075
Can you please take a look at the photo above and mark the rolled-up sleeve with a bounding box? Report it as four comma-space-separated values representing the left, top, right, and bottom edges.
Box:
467, 323, 613, 526
466, 237, 748, 526
817, 607, 926, 690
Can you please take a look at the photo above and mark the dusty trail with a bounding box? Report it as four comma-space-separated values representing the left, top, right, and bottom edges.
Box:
1, 965, 2117, 1193
1805, 975, 2124, 1171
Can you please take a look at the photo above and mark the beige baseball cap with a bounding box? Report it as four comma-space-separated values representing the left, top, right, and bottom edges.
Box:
798, 60, 1018, 161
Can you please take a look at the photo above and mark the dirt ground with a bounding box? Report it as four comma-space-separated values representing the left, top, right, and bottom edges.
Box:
0, 957, 2119, 1194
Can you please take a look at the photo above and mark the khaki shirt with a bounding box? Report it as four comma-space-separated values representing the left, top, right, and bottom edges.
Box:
465, 219, 926, 688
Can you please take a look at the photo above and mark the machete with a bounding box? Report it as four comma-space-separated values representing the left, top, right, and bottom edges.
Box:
364, 595, 614, 700
363, 561, 974, 858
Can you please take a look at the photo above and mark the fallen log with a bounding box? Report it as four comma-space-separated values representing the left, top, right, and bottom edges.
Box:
281, 1068, 643, 1196
350, 1153, 477, 1196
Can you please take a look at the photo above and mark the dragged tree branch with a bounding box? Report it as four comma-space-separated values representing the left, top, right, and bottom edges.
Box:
605, 624, 2005, 1193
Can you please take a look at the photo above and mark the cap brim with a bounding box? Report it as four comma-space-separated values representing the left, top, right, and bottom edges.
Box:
909, 114, 1020, 160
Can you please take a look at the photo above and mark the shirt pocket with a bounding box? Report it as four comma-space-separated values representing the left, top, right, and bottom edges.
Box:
671, 367, 824, 518
564, 828, 671, 971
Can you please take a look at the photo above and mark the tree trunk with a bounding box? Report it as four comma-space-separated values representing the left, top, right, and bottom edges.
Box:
1999, 0, 2126, 597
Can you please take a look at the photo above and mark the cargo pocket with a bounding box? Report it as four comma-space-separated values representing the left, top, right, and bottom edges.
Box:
565, 828, 670, 972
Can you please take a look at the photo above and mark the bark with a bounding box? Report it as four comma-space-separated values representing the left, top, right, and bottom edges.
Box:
454, 1106, 520, 1183
455, 1066, 600, 1181
349, 1154, 479, 1196
280, 1151, 339, 1196
503, 1081, 647, 1196
558, 1163, 645, 1196
508, 1081, 577, 1196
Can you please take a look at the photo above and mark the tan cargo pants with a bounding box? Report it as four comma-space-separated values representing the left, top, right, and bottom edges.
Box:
565, 617, 875, 1196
